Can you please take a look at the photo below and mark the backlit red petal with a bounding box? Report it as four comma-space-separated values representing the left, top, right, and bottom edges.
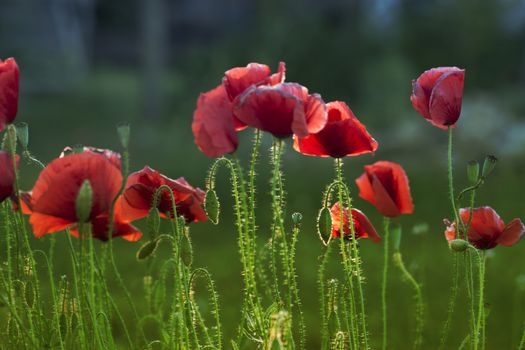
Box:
497, 218, 525, 247
0, 58, 19, 131
429, 70, 465, 127
192, 84, 238, 158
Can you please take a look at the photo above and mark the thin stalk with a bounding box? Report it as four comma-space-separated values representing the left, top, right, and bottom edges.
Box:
473, 250, 486, 350
393, 251, 424, 349
381, 217, 390, 350
335, 158, 369, 349
439, 253, 459, 350
319, 244, 332, 350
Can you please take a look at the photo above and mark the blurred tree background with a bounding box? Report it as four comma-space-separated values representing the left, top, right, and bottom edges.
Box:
2, 0, 525, 348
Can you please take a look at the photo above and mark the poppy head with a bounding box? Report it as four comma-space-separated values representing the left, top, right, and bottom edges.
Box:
234, 82, 327, 138
26, 148, 141, 241
193, 62, 285, 158
410, 67, 465, 129
330, 202, 380, 243
356, 161, 414, 218
0, 151, 18, 203
293, 101, 378, 158
445, 207, 525, 250
121, 166, 207, 224
0, 58, 19, 132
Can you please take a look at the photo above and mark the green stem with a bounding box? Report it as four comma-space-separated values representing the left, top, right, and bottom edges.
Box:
393, 251, 424, 349
447, 126, 463, 237
381, 217, 390, 350
439, 253, 459, 350
335, 158, 369, 349
473, 249, 486, 350
318, 244, 332, 350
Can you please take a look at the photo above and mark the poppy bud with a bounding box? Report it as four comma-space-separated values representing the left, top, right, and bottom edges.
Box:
481, 155, 497, 178
204, 190, 220, 225
136, 239, 160, 261
180, 234, 193, 267
75, 180, 93, 223
392, 224, 402, 251
292, 212, 303, 225
5, 124, 17, 155
467, 160, 479, 184
15, 122, 28, 149
317, 207, 332, 245
146, 207, 161, 237
117, 123, 130, 149
449, 239, 469, 252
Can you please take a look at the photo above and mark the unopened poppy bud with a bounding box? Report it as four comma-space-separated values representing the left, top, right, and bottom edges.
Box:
204, 190, 220, 225
5, 124, 17, 155
317, 207, 332, 245
467, 160, 479, 184
449, 239, 469, 252
117, 123, 130, 149
75, 180, 93, 223
146, 207, 160, 236
136, 239, 159, 261
15, 122, 28, 149
392, 224, 402, 251
481, 155, 497, 178
180, 234, 193, 267
292, 212, 302, 225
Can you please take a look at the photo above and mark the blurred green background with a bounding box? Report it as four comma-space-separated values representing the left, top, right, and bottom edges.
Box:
2, 0, 525, 348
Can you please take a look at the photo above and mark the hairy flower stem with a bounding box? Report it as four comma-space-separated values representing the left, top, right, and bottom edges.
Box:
318, 244, 332, 349
269, 138, 305, 348
335, 158, 369, 349
381, 217, 390, 350
447, 127, 463, 237
439, 253, 459, 350
473, 249, 486, 350
393, 250, 424, 349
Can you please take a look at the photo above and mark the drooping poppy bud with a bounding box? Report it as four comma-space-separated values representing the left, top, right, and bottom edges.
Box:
0, 58, 20, 132
293, 101, 378, 158
355, 161, 414, 218
410, 67, 465, 129
330, 202, 381, 243
444, 207, 525, 250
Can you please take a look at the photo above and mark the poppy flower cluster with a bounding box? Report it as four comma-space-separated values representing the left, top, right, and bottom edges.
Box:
17, 148, 206, 241
193, 62, 378, 159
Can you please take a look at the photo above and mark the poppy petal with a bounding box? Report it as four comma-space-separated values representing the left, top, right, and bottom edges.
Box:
429, 70, 465, 127
223, 63, 271, 101
497, 218, 525, 247
30, 213, 72, 238
352, 208, 381, 243
0, 58, 19, 131
192, 84, 238, 158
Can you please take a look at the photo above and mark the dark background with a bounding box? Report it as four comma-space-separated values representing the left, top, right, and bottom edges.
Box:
2, 0, 525, 348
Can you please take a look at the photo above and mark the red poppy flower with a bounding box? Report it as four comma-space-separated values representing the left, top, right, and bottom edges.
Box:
234, 82, 327, 138
0, 58, 19, 132
330, 202, 381, 243
410, 67, 465, 129
0, 151, 18, 203
445, 207, 525, 250
356, 161, 414, 217
25, 148, 141, 241
121, 166, 207, 224
293, 101, 378, 158
192, 62, 285, 157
